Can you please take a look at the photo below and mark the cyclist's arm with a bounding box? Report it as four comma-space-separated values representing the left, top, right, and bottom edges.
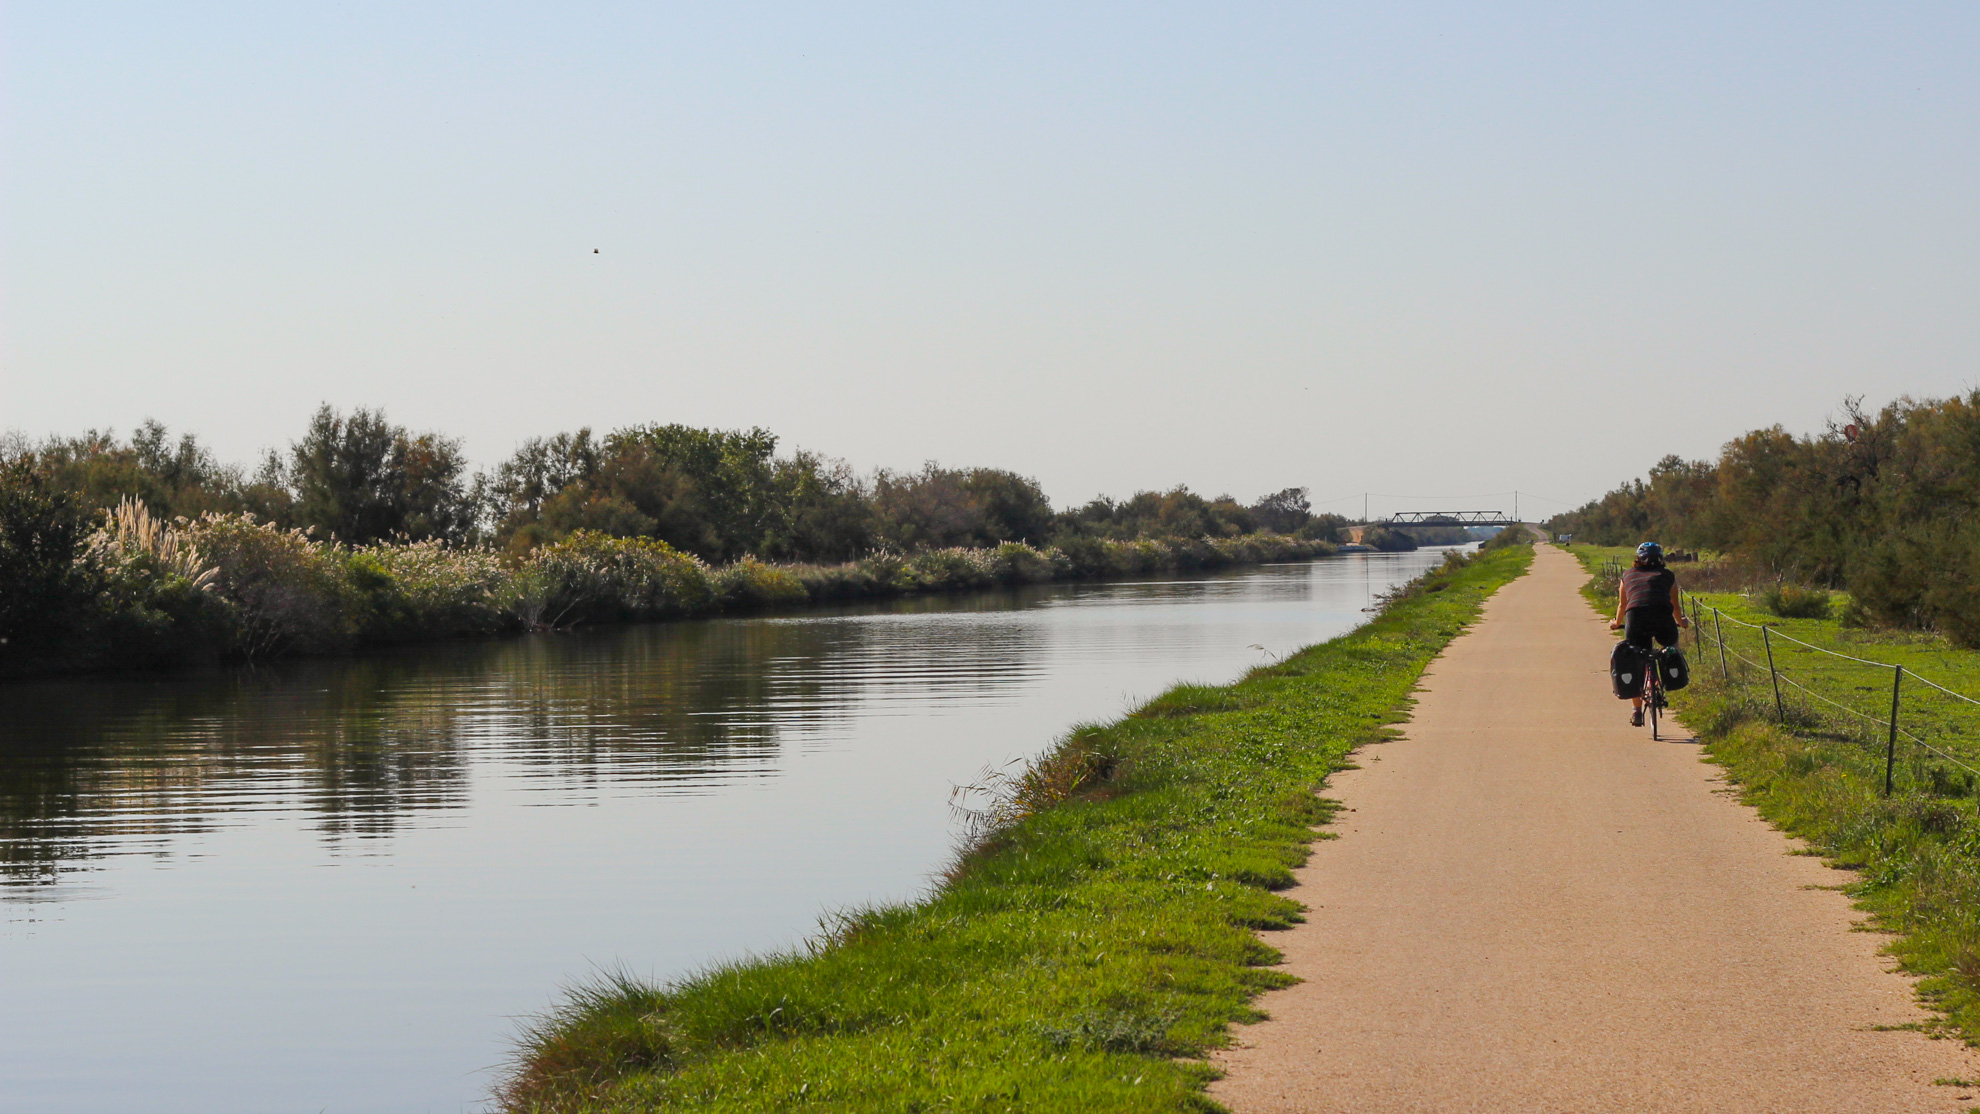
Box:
1611, 583, 1627, 629
1670, 575, 1689, 627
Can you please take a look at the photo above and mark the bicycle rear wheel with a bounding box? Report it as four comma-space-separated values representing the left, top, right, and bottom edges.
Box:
1648, 674, 1662, 740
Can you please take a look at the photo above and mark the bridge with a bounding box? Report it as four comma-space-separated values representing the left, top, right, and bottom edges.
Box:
1343, 511, 1519, 545
1384, 511, 1518, 527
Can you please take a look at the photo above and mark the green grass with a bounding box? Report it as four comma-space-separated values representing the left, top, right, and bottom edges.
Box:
497, 546, 1534, 1112
1564, 544, 1980, 1045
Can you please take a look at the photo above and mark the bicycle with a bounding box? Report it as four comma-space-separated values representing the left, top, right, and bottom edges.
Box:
1645, 648, 1666, 741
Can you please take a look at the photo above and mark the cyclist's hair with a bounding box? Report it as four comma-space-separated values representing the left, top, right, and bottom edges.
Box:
1633, 551, 1665, 570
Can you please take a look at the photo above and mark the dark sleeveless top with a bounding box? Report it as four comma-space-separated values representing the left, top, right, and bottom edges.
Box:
1622, 567, 1675, 612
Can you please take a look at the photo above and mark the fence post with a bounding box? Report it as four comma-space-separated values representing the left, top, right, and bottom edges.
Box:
1762, 625, 1785, 723
1714, 608, 1729, 681
1885, 665, 1903, 798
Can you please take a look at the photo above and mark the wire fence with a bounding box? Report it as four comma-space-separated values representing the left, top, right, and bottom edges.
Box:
1678, 590, 1980, 803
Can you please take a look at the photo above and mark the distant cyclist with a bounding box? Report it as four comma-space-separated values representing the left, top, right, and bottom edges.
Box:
1609, 541, 1689, 726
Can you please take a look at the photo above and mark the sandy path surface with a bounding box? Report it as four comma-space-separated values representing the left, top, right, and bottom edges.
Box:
1209, 544, 1980, 1113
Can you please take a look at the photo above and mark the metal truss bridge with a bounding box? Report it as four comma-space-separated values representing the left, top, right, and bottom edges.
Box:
1384, 511, 1518, 527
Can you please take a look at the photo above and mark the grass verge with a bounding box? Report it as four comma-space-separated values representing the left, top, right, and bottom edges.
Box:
1563, 544, 1980, 1043
498, 545, 1533, 1112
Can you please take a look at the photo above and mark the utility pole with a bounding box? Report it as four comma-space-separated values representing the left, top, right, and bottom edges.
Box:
1364, 492, 1368, 523
1514, 490, 1519, 522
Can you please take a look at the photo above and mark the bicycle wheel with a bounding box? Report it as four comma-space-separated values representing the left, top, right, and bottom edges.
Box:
1649, 673, 1662, 740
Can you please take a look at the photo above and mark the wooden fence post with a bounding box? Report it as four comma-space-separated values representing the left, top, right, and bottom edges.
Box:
1762, 625, 1785, 724
1885, 665, 1903, 798
1714, 608, 1729, 681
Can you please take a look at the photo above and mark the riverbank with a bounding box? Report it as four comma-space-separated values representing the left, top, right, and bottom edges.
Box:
1566, 545, 1980, 1044
496, 543, 1532, 1111
2, 510, 1333, 679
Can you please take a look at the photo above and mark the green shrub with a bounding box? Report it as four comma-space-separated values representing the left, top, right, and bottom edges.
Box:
85, 498, 231, 667
1757, 582, 1833, 619
516, 530, 713, 627
710, 558, 809, 608
184, 512, 357, 656
1360, 525, 1419, 552
347, 540, 512, 642
983, 542, 1065, 585
902, 547, 997, 592
790, 560, 886, 600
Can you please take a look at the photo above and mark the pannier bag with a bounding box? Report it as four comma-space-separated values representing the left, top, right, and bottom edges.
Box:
1657, 646, 1690, 692
1610, 641, 1646, 700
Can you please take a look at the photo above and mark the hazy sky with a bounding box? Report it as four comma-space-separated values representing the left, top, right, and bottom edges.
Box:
5, 3, 1976, 518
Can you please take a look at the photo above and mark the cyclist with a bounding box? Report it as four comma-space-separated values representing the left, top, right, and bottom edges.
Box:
1609, 541, 1689, 726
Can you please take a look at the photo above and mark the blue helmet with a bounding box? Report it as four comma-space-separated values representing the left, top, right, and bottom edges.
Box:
1636, 541, 1663, 563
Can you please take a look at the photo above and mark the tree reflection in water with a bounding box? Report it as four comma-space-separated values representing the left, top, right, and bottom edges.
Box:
0, 583, 1090, 895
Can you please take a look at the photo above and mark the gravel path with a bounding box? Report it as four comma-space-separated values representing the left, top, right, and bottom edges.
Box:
1209, 544, 1980, 1113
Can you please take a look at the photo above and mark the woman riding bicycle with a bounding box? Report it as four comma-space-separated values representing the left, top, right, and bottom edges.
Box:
1609, 541, 1689, 727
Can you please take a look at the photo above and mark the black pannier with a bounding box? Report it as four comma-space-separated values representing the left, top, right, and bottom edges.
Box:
1657, 646, 1690, 692
1610, 641, 1647, 700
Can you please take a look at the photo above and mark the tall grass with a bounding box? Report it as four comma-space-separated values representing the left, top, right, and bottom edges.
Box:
2, 517, 1337, 678
493, 546, 1531, 1112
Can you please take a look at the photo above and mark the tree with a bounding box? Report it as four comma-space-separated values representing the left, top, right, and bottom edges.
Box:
963, 469, 1055, 544
1250, 487, 1312, 535
872, 465, 985, 550
775, 452, 874, 560
0, 458, 97, 669
600, 424, 787, 561
288, 405, 477, 545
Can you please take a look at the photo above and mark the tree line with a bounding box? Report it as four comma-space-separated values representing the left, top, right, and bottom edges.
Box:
1547, 392, 1980, 645
0, 406, 1364, 677
5, 405, 1348, 562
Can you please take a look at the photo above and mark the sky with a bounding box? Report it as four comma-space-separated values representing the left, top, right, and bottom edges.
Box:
4, 3, 1977, 520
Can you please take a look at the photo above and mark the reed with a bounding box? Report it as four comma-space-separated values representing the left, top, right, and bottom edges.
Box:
4, 500, 1338, 678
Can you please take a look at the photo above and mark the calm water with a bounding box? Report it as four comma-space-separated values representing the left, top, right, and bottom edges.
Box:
0, 548, 1461, 1112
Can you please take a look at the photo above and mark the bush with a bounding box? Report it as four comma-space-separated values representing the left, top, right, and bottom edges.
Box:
983, 542, 1065, 585
1757, 582, 1834, 620
1360, 526, 1419, 552
903, 547, 998, 591
515, 530, 713, 627
347, 540, 513, 642
790, 560, 886, 600
710, 558, 809, 609
85, 498, 232, 667
186, 512, 357, 656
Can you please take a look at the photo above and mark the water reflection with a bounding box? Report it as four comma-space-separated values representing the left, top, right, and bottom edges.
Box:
0, 550, 1459, 1114
2, 589, 1076, 893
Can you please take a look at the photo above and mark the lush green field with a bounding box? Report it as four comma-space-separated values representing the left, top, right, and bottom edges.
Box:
1564, 545, 1980, 1044
498, 545, 1534, 1112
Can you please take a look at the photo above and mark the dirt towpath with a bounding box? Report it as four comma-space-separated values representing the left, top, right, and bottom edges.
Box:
1210, 544, 1980, 1113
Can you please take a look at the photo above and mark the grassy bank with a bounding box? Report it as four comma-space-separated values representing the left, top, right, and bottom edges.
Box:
497, 543, 1533, 1112
1565, 544, 1980, 1042
1, 501, 1333, 678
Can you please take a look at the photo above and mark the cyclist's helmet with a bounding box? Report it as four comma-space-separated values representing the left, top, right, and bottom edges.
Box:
1636, 541, 1663, 563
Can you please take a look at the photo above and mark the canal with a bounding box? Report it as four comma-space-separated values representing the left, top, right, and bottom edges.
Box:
0, 547, 1464, 1112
